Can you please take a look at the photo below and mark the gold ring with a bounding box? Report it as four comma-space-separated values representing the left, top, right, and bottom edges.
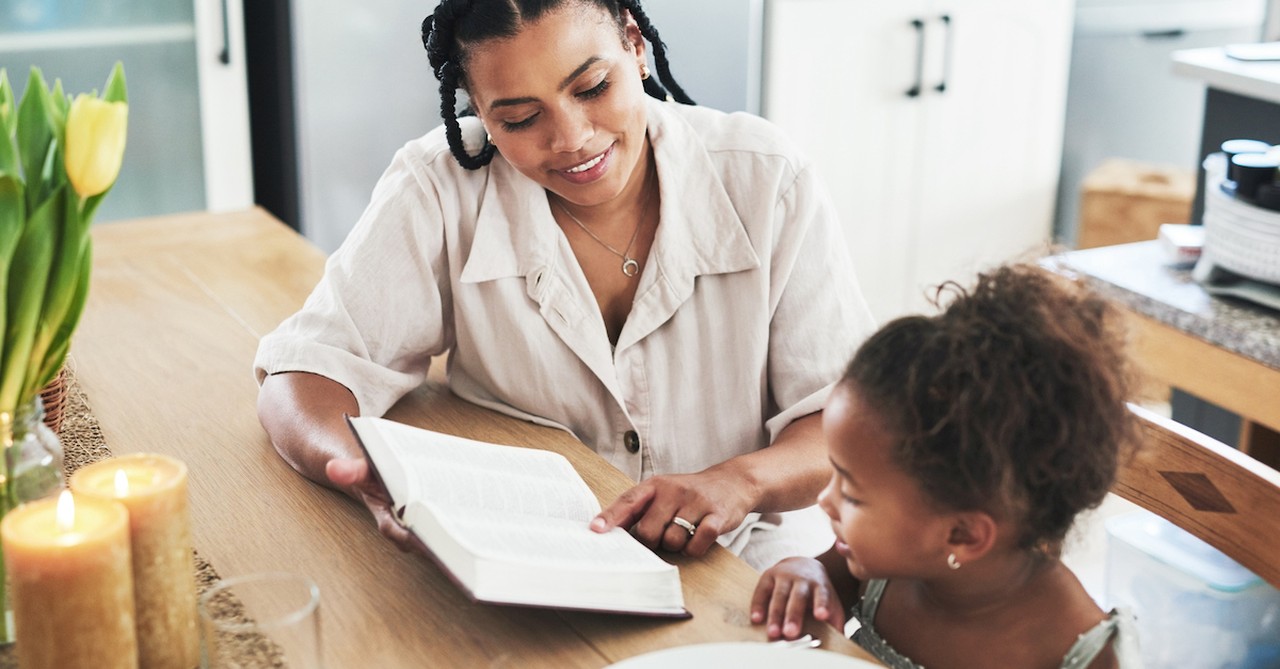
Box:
671, 516, 697, 536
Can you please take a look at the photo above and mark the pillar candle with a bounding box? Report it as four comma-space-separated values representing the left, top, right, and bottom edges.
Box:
2, 491, 138, 669
71, 454, 198, 669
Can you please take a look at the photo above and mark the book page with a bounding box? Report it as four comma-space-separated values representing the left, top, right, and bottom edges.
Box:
354, 417, 686, 615
421, 503, 672, 572
354, 417, 600, 522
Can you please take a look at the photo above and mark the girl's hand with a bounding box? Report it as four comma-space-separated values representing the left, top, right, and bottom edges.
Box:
590, 469, 756, 557
325, 457, 419, 552
750, 557, 847, 640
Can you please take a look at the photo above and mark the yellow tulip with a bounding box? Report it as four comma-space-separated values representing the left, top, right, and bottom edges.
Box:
64, 93, 127, 198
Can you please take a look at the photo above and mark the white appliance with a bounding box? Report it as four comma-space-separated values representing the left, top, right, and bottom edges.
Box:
289, 0, 764, 253
0, 0, 253, 221
1054, 0, 1265, 242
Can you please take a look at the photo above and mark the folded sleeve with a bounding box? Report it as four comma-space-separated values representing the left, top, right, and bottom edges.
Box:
764, 164, 876, 441
253, 149, 454, 417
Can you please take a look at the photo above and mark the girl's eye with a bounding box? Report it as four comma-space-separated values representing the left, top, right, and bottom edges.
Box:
841, 487, 861, 506
501, 114, 538, 132
578, 78, 611, 100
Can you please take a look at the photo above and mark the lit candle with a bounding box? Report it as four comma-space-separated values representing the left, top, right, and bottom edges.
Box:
1, 490, 138, 668
71, 454, 198, 669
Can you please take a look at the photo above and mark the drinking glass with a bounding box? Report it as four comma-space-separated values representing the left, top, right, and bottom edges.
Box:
198, 572, 322, 668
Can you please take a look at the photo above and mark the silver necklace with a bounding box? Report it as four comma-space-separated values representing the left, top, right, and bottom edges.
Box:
556, 195, 650, 278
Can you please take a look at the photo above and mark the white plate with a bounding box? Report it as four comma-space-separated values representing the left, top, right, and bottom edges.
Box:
606, 642, 880, 668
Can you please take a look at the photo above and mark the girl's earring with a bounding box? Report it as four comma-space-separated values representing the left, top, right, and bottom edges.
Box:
640, 64, 651, 80
947, 553, 961, 570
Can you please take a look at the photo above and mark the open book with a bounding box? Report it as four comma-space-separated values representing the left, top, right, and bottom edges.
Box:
346, 416, 689, 617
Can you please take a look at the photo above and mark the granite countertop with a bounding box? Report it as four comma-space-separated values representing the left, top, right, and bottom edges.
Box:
1172, 46, 1280, 105
1051, 241, 1280, 371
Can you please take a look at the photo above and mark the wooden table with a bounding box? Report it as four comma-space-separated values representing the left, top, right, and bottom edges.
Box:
71, 208, 872, 667
1054, 241, 1280, 466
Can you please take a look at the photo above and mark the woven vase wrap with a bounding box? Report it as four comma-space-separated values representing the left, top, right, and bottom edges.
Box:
38, 366, 69, 434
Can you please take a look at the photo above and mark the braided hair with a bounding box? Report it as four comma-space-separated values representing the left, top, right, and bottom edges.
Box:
422, 0, 695, 170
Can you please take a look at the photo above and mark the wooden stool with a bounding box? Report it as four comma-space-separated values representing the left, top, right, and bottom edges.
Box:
1078, 159, 1195, 249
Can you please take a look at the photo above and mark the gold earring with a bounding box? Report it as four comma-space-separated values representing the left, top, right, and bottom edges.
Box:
947, 553, 961, 570
640, 64, 651, 80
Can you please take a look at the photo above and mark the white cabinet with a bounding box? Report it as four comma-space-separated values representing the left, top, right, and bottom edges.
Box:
0, 0, 253, 222
764, 0, 1073, 321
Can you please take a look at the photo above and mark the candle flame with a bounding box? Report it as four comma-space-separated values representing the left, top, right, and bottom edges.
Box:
56, 490, 75, 531
115, 469, 129, 497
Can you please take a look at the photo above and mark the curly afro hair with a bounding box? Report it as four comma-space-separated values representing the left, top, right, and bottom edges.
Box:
842, 264, 1138, 552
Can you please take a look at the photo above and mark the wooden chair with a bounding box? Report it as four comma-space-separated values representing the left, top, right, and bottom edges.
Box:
1114, 404, 1280, 588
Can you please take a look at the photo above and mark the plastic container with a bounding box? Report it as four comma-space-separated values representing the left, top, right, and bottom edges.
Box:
1200, 152, 1280, 283
1106, 510, 1280, 668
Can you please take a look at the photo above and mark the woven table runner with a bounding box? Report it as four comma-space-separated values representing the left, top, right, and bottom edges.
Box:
0, 368, 285, 667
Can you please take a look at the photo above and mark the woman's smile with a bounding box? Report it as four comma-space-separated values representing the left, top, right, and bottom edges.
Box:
555, 144, 614, 185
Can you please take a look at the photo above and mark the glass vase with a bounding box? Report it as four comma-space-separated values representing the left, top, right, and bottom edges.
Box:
0, 397, 67, 644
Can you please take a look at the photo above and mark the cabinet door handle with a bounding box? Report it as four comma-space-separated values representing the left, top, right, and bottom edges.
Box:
218, 0, 231, 65
934, 14, 952, 93
906, 18, 925, 98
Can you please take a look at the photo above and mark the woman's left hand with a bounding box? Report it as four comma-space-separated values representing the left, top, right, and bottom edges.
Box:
589, 468, 758, 556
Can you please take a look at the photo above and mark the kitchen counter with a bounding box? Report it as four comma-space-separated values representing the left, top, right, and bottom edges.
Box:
1050, 241, 1280, 465
1173, 45, 1280, 105
1057, 241, 1280, 370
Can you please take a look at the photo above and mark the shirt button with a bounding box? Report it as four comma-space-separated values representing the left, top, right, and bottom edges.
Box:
623, 430, 641, 454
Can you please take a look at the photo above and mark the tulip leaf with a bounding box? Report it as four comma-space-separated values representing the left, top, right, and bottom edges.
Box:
0, 175, 21, 266
0, 175, 23, 372
0, 184, 58, 412
49, 79, 67, 128
103, 62, 128, 105
15, 68, 54, 211
34, 241, 90, 389
0, 69, 14, 139
0, 127, 16, 182
25, 187, 84, 391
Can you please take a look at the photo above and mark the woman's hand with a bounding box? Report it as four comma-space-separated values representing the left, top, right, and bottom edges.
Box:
258, 373, 431, 554
589, 413, 830, 557
589, 468, 758, 557
324, 457, 419, 552
750, 556, 847, 641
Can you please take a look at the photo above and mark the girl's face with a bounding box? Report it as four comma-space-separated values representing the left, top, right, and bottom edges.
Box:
463, 5, 651, 208
819, 383, 956, 581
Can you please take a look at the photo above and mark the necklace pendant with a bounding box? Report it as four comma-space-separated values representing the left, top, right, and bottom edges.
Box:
622, 257, 640, 277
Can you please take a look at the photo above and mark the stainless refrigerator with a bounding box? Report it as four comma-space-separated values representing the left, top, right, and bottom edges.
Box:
279, 0, 764, 252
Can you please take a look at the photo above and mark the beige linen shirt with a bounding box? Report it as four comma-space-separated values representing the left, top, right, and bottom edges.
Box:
254, 97, 875, 568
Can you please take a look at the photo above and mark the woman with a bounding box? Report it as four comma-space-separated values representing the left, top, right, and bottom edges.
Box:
254, 0, 874, 570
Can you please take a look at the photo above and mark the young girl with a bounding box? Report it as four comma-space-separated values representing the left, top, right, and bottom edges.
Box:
751, 265, 1142, 668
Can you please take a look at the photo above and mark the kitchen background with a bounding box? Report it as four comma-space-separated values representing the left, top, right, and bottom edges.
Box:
2, 0, 1280, 661
2, 0, 1273, 428
1, 0, 1273, 304
1, 1, 1275, 418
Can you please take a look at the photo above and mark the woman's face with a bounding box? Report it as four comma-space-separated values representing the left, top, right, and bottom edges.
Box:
463, 5, 650, 207
818, 384, 955, 581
